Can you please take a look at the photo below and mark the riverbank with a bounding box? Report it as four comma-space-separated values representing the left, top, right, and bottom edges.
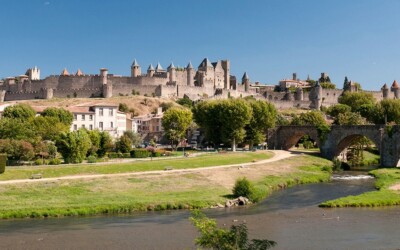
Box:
320, 168, 400, 207
0, 152, 332, 219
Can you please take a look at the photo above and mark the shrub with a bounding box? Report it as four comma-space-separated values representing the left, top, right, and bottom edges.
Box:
48, 158, 61, 165
107, 152, 120, 159
122, 153, 131, 158
233, 177, 255, 201
34, 159, 43, 165
153, 149, 165, 157
0, 154, 6, 174
130, 149, 149, 158
87, 155, 97, 163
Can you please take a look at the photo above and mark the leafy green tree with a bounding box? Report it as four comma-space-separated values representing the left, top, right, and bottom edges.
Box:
162, 107, 193, 150
118, 103, 129, 113
97, 131, 114, 158
87, 129, 101, 156
122, 131, 142, 147
320, 82, 336, 89
193, 100, 223, 146
2, 104, 36, 120
291, 111, 327, 126
56, 129, 92, 163
31, 116, 70, 141
0, 139, 35, 161
338, 92, 376, 112
326, 104, 351, 118
116, 135, 132, 153
41, 107, 73, 125
176, 96, 193, 108
0, 118, 38, 142
336, 112, 365, 125
379, 99, 400, 124
160, 102, 174, 112
190, 211, 276, 250
245, 100, 277, 148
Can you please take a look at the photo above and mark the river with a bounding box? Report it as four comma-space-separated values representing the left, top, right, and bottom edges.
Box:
0, 173, 399, 250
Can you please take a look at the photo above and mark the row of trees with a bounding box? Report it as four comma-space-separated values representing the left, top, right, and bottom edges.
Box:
0, 104, 144, 164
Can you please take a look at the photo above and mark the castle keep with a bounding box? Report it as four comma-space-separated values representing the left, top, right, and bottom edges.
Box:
0, 58, 397, 110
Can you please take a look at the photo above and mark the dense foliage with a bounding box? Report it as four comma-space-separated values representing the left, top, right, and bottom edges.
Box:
162, 107, 193, 149
190, 211, 276, 250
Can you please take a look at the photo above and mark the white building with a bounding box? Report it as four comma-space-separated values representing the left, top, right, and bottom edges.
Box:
70, 103, 126, 138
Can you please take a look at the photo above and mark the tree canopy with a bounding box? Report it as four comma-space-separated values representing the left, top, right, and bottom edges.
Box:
162, 107, 193, 149
2, 104, 36, 120
41, 107, 73, 125
338, 92, 376, 112
291, 111, 327, 126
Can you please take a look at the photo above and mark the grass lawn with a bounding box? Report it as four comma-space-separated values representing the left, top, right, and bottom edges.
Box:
0, 151, 273, 181
320, 168, 400, 207
0, 154, 334, 219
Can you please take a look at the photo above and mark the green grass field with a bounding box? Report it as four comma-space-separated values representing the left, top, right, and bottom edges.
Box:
0, 151, 273, 181
320, 168, 400, 207
0, 153, 334, 219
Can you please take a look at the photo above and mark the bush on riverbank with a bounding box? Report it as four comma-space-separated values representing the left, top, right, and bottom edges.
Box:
233, 177, 256, 201
319, 168, 400, 207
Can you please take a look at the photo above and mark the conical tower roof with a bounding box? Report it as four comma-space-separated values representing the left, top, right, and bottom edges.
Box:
132, 59, 140, 67
392, 80, 399, 89
242, 72, 249, 80
186, 61, 193, 69
382, 83, 389, 89
61, 68, 69, 76
168, 62, 175, 70
148, 64, 154, 71
155, 62, 163, 71
76, 69, 83, 76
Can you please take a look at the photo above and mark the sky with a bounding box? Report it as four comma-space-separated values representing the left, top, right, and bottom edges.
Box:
1, 0, 400, 90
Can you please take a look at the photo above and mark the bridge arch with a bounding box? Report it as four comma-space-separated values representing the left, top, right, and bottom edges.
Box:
267, 126, 320, 150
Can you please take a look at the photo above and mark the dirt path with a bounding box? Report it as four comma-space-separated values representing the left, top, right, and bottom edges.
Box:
0, 150, 298, 186
389, 183, 400, 191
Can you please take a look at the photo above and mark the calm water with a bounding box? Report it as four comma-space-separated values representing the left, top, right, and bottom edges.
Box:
0, 173, 399, 250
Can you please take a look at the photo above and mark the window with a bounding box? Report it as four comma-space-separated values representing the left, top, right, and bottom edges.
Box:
99, 122, 103, 131
89, 125, 93, 130
82, 115, 85, 121
74, 114, 77, 120
99, 108, 104, 116
110, 122, 113, 128
89, 115, 93, 121
109, 108, 113, 116
73, 124, 77, 130
82, 124, 85, 128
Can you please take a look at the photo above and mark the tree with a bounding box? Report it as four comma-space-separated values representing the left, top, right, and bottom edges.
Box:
291, 111, 327, 126
336, 112, 365, 125
87, 129, 101, 156
190, 211, 276, 250
338, 92, 376, 112
2, 104, 36, 120
320, 82, 336, 89
56, 129, 92, 163
97, 131, 114, 158
41, 107, 73, 125
379, 99, 400, 124
31, 116, 70, 141
176, 96, 193, 108
122, 131, 142, 147
245, 100, 277, 148
118, 103, 129, 113
162, 107, 193, 150
193, 100, 223, 147
160, 102, 174, 112
0, 139, 35, 162
326, 104, 351, 118
116, 135, 132, 153
0, 118, 37, 142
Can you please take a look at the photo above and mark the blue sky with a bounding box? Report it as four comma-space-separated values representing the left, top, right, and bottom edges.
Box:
1, 0, 400, 90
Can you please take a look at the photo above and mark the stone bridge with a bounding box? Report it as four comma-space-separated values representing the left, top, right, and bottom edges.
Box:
267, 125, 400, 167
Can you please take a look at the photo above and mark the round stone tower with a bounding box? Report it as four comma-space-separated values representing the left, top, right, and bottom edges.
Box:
186, 62, 194, 86
391, 80, 399, 99
168, 62, 176, 83
147, 64, 155, 77
381, 83, 389, 99
242, 72, 250, 92
131, 59, 141, 77
295, 87, 304, 101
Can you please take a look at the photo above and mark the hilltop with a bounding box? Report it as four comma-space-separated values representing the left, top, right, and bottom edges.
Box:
8, 96, 179, 116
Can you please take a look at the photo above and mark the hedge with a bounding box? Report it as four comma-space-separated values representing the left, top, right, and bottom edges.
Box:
130, 149, 150, 158
0, 154, 6, 174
